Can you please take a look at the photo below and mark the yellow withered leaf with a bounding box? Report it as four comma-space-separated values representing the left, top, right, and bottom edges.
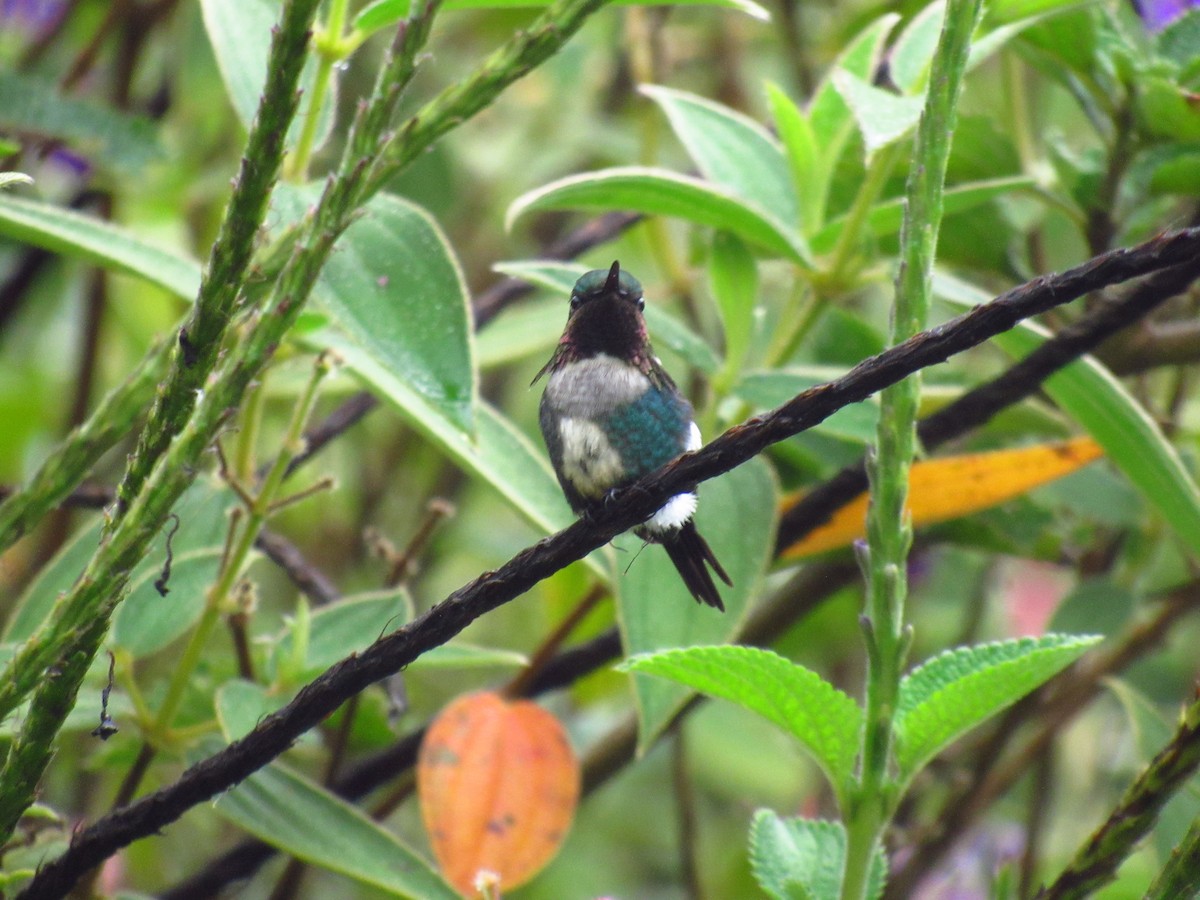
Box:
418, 691, 580, 897
780, 436, 1103, 560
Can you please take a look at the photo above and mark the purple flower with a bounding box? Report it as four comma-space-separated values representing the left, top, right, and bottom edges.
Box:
0, 0, 64, 28
1136, 0, 1200, 30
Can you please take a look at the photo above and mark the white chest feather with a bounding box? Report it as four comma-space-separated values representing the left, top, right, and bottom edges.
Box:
557, 417, 625, 499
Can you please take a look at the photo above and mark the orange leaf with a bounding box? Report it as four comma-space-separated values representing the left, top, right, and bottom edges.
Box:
418, 691, 580, 897
780, 436, 1103, 560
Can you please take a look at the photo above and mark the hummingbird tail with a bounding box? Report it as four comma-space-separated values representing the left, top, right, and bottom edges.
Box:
661, 521, 732, 612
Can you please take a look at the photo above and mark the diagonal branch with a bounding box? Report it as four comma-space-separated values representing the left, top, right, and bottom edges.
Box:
18, 226, 1200, 900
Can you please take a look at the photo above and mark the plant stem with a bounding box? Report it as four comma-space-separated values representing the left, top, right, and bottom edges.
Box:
840, 1, 983, 898
286, 0, 350, 181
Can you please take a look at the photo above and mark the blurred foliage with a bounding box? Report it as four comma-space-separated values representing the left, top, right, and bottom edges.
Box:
0, 0, 1199, 896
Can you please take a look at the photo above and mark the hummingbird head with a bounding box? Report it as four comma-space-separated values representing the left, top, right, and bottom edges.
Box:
561, 260, 650, 360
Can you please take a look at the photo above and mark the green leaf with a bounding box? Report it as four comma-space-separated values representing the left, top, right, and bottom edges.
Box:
0, 194, 201, 298
935, 272, 1200, 560
507, 167, 812, 266
830, 71, 925, 156
734, 369, 879, 444
475, 297, 562, 368
353, 0, 767, 31
810, 176, 1034, 253
889, 1, 946, 94
894, 634, 1100, 778
216, 679, 288, 742
408, 643, 529, 669
618, 459, 779, 753
494, 260, 722, 374
214, 759, 459, 899
200, 0, 336, 149
625, 645, 860, 793
0, 173, 32, 190
272, 589, 411, 682
808, 13, 900, 148
709, 231, 758, 381
0, 72, 165, 175
642, 85, 798, 228
749, 812, 887, 900
4, 478, 234, 648
275, 187, 476, 432
765, 82, 821, 232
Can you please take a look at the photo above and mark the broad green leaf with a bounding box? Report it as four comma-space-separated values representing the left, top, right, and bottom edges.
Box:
749, 813, 887, 900
272, 588, 411, 682
617, 460, 779, 751
625, 645, 860, 792
734, 369, 879, 445
507, 167, 812, 266
894, 634, 1100, 778
890, 1, 946, 94
936, 272, 1200, 560
354, 0, 767, 33
765, 82, 820, 232
830, 71, 924, 156
214, 760, 459, 899
112, 548, 228, 657
276, 187, 476, 432
0, 72, 165, 175
642, 85, 799, 227
5, 478, 234, 647
200, 0, 336, 149
709, 231, 758, 381
810, 176, 1034, 253
493, 260, 722, 374
0, 194, 201, 298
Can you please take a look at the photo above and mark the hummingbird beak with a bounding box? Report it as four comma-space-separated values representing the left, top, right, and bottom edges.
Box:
604, 260, 621, 293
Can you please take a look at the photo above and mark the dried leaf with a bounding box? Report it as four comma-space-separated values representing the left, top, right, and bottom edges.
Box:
418, 691, 580, 896
781, 437, 1103, 559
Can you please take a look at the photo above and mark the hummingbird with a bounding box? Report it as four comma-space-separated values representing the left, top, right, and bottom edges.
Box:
534, 260, 731, 611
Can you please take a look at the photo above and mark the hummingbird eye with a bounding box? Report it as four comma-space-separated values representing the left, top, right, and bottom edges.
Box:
635, 296, 645, 311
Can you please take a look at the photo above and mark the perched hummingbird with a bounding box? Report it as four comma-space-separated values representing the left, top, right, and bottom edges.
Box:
534, 260, 731, 611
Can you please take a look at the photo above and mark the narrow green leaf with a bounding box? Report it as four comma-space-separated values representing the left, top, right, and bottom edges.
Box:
214, 760, 459, 899
0, 72, 165, 175
765, 82, 820, 232
408, 643, 529, 669
216, 680, 288, 742
276, 187, 476, 432
0, 173, 32, 190
830, 71, 925, 156
810, 176, 1034, 253
889, 1, 947, 94
709, 231, 758, 380
494, 260, 722, 374
507, 167, 812, 266
642, 85, 798, 227
808, 13, 901, 148
936, 272, 1200, 560
475, 297, 561, 368
894, 634, 1100, 778
354, 0, 767, 30
0, 194, 201, 298
624, 642, 860, 792
619, 460, 780, 755
200, 0, 335, 149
